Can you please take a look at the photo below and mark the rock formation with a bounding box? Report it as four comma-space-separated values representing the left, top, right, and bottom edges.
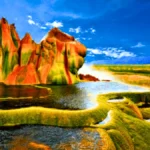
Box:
0, 18, 86, 85
79, 74, 100, 81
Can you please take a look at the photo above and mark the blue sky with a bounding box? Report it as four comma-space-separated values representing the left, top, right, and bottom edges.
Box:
0, 0, 150, 64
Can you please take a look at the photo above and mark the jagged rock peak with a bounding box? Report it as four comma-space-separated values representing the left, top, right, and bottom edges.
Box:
21, 33, 33, 43
47, 27, 75, 42
1, 17, 8, 24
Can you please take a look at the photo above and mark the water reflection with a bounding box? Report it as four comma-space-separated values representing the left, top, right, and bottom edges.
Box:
0, 82, 148, 110
108, 99, 124, 103
0, 83, 97, 110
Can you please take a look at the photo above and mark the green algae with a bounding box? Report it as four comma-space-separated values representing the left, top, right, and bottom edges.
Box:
108, 129, 133, 150
0, 91, 149, 127
0, 90, 150, 149
93, 108, 150, 150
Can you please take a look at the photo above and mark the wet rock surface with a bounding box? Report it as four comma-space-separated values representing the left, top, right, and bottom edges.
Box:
79, 74, 100, 81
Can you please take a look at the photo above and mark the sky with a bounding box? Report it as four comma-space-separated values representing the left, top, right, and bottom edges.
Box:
0, 0, 150, 64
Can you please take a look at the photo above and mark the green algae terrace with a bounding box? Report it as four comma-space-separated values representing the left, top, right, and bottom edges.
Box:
0, 81, 150, 149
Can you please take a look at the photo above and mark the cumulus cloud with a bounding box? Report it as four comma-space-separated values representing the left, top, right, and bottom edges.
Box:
131, 42, 145, 48
69, 27, 81, 33
45, 21, 63, 28
87, 47, 136, 58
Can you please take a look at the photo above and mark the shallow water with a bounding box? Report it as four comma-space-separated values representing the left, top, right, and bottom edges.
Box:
108, 99, 124, 103
0, 125, 102, 150
0, 82, 147, 110
0, 81, 148, 149
99, 111, 111, 125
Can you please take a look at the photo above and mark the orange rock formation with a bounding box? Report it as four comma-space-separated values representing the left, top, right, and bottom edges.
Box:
0, 18, 86, 85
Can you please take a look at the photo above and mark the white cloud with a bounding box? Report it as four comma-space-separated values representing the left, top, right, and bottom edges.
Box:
40, 26, 47, 30
76, 37, 91, 41
27, 15, 32, 19
27, 16, 40, 27
69, 27, 96, 34
27, 16, 48, 31
28, 19, 35, 25
27, 16, 63, 29
87, 47, 136, 58
69, 27, 81, 34
131, 42, 145, 48
88, 48, 103, 55
87, 54, 95, 57
45, 21, 63, 28
90, 28, 96, 33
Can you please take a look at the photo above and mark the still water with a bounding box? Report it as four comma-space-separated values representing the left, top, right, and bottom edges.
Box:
0, 81, 147, 110
0, 81, 148, 149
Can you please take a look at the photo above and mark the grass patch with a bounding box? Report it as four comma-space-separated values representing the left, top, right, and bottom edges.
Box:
98, 109, 150, 150
0, 91, 149, 127
0, 103, 110, 127
93, 64, 150, 88
93, 64, 150, 74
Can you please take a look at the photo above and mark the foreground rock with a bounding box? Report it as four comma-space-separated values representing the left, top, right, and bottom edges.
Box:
0, 18, 86, 85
